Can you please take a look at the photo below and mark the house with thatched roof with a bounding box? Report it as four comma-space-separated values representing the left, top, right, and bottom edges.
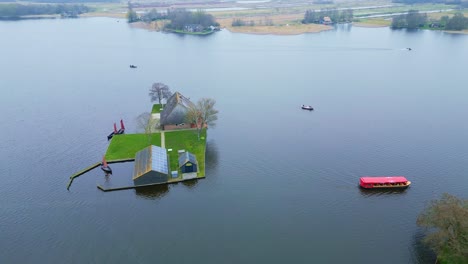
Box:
160, 92, 195, 130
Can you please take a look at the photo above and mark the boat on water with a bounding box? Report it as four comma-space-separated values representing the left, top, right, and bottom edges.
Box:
117, 119, 125, 135
359, 176, 411, 189
101, 156, 112, 174
107, 120, 125, 140
301, 105, 314, 111
130, 65, 137, 68
107, 122, 118, 141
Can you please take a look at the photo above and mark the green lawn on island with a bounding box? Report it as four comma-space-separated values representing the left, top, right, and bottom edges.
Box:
151, 104, 163, 114
165, 129, 207, 177
105, 133, 161, 160
105, 129, 207, 177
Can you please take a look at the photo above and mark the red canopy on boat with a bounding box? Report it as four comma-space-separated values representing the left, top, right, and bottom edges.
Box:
360, 176, 408, 184
102, 156, 108, 167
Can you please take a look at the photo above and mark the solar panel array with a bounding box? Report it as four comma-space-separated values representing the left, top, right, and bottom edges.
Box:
133, 146, 152, 179
151, 146, 169, 174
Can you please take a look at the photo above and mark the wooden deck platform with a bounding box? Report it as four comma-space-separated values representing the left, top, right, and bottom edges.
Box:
97, 175, 205, 192
67, 158, 135, 190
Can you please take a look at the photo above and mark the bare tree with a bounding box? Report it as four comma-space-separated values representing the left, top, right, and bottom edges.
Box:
136, 112, 159, 145
186, 98, 218, 140
149, 82, 172, 106
417, 193, 468, 263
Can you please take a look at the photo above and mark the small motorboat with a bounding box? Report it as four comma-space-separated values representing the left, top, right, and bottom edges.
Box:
117, 119, 125, 135
107, 122, 118, 141
407, 48, 412, 51
101, 156, 112, 174
301, 105, 314, 111
130, 65, 137, 68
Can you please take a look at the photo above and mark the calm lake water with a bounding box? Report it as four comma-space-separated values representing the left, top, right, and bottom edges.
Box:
1, 18, 467, 264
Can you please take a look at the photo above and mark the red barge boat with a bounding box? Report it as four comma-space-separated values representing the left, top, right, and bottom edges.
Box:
359, 176, 411, 189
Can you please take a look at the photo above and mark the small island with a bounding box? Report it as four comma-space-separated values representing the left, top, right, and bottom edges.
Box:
68, 84, 218, 192
127, 7, 220, 35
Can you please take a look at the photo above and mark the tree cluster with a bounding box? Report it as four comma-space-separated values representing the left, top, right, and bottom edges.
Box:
140, 8, 167, 23
186, 98, 218, 140
232, 18, 246, 27
22, 0, 116, 2
136, 112, 159, 145
392, 0, 462, 4
391, 10, 427, 29
444, 12, 468, 30
127, 8, 138, 23
417, 193, 468, 263
313, 0, 334, 4
149, 83, 172, 106
0, 3, 90, 18
392, 11, 467, 30
164, 9, 219, 31
302, 9, 353, 24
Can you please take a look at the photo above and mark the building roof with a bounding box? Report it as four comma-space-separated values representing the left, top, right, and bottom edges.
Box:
323, 16, 332, 22
133, 145, 169, 180
178, 151, 198, 167
360, 176, 408, 184
160, 92, 195, 125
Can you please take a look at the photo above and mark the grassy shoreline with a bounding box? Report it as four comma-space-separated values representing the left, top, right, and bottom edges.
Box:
105, 133, 162, 160
79, 1, 466, 35
105, 130, 207, 177
165, 129, 207, 177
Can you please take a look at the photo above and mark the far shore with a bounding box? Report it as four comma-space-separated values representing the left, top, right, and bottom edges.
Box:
81, 7, 467, 36
126, 18, 468, 35
130, 21, 333, 35
220, 23, 333, 35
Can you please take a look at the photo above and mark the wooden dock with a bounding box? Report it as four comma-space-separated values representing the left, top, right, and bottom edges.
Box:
97, 176, 205, 192
107, 158, 135, 164
67, 158, 135, 190
67, 158, 205, 192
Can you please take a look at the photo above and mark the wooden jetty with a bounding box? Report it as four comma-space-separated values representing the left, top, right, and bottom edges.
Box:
67, 158, 135, 190
97, 176, 205, 192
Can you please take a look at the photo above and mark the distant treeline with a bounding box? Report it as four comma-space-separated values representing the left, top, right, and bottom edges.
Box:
0, 3, 91, 18
231, 17, 273, 27
392, 10, 468, 30
393, 0, 456, 3
313, 0, 334, 4
392, 0, 466, 5
139, 9, 167, 23
302, 9, 353, 24
391, 10, 427, 29
23, 0, 117, 2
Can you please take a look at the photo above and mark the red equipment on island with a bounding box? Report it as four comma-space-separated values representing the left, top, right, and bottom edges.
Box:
107, 119, 125, 140
118, 119, 125, 134
359, 176, 411, 189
